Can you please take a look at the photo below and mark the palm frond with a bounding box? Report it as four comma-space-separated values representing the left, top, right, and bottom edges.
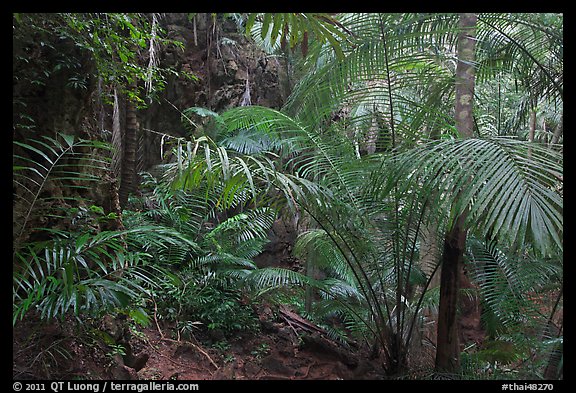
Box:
284, 13, 458, 140
13, 133, 112, 249
220, 128, 285, 155
246, 13, 350, 60
243, 267, 311, 291
472, 13, 563, 137
477, 13, 563, 101
294, 228, 359, 286
13, 226, 191, 324
200, 207, 275, 258
466, 237, 561, 331
377, 137, 562, 255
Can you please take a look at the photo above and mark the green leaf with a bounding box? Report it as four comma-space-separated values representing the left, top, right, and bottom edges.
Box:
245, 13, 258, 34
129, 307, 151, 327
61, 134, 75, 148
118, 50, 128, 63
270, 13, 284, 43
261, 13, 272, 39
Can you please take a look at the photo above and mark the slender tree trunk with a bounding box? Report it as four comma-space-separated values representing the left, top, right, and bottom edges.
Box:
417, 221, 441, 354
453, 13, 477, 140
304, 251, 316, 314
111, 88, 123, 179
435, 13, 477, 374
436, 214, 467, 372
529, 109, 537, 143
543, 284, 563, 379
118, 80, 139, 208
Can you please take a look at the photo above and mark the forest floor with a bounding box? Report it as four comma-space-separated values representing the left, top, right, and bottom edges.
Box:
135, 323, 379, 381
13, 304, 386, 381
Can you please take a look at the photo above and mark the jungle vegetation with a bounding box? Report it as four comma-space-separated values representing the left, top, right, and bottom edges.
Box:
13, 12, 563, 380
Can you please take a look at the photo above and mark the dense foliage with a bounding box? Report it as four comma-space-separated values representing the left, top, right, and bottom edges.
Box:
13, 12, 562, 380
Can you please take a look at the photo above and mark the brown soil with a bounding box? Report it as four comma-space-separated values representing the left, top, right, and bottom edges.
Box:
12, 305, 384, 381
136, 326, 379, 381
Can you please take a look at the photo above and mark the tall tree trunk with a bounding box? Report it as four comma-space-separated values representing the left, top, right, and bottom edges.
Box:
304, 249, 316, 314
435, 13, 477, 374
529, 109, 537, 143
453, 13, 477, 140
111, 87, 123, 179
118, 80, 139, 208
436, 214, 467, 372
417, 221, 441, 354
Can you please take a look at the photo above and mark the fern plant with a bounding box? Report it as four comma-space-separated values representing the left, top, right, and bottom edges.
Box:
125, 157, 284, 330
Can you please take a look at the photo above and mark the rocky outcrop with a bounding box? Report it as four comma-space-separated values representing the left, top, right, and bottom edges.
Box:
139, 13, 288, 170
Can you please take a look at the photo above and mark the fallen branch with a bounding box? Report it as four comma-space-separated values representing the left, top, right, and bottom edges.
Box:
151, 295, 165, 340
258, 374, 294, 380
301, 361, 315, 379
161, 338, 220, 370
278, 305, 327, 336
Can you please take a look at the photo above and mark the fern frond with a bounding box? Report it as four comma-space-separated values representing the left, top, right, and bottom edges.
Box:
294, 229, 357, 285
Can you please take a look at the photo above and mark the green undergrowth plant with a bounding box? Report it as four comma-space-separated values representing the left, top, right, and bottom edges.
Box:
464, 237, 563, 378
206, 91, 562, 377
13, 133, 112, 249
124, 167, 278, 338
12, 133, 198, 325
12, 225, 197, 325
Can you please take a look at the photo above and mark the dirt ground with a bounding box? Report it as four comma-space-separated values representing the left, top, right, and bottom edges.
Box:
12, 305, 385, 381
136, 326, 380, 381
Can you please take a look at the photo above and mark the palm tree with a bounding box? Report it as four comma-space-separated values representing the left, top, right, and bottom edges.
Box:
435, 12, 478, 373
224, 12, 563, 376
